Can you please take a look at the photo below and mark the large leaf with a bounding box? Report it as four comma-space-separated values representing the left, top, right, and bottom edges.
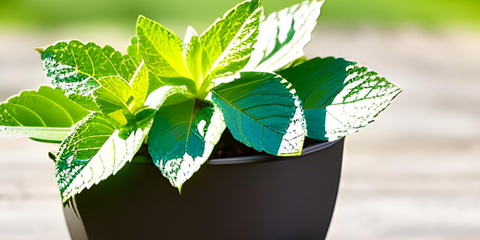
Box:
199, 0, 263, 80
211, 72, 306, 156
41, 41, 139, 95
148, 96, 226, 190
55, 60, 181, 202
244, 0, 324, 72
0, 86, 91, 142
279, 57, 402, 141
278, 57, 351, 109
56, 83, 179, 202
136, 16, 194, 90
56, 113, 140, 202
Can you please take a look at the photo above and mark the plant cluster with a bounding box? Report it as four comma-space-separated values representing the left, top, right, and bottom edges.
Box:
0, 0, 401, 202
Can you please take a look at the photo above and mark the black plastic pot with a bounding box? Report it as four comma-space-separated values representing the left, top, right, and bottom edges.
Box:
63, 138, 345, 240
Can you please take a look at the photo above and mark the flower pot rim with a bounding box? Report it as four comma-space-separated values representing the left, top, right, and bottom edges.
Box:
206, 138, 343, 165
49, 138, 343, 166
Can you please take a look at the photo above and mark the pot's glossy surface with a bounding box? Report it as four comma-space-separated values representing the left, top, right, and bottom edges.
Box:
64, 138, 344, 240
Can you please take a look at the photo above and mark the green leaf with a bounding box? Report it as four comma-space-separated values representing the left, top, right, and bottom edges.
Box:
127, 36, 168, 96
183, 26, 198, 45
136, 16, 194, 87
67, 95, 100, 112
148, 96, 226, 190
41, 41, 139, 95
126, 36, 143, 65
56, 113, 136, 202
199, 0, 263, 79
94, 76, 135, 127
185, 35, 210, 87
93, 62, 160, 128
56, 84, 180, 202
245, 0, 324, 72
280, 57, 402, 141
278, 57, 351, 109
130, 62, 150, 110
0, 86, 91, 142
211, 72, 306, 156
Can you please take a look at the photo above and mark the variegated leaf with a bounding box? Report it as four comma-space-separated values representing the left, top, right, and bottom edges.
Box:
40, 41, 139, 96
279, 57, 402, 141
245, 0, 324, 72
211, 72, 306, 156
56, 84, 179, 202
199, 0, 263, 79
136, 16, 193, 85
148, 96, 226, 190
56, 113, 141, 202
321, 64, 402, 140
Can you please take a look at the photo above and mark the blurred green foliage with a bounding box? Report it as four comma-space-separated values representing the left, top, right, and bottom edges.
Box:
0, 0, 479, 32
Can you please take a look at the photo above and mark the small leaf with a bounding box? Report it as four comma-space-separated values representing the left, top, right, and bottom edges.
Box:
130, 62, 150, 111
245, 0, 325, 72
127, 37, 168, 96
94, 76, 135, 127
183, 26, 198, 45
199, 0, 263, 79
93, 62, 161, 128
280, 57, 402, 141
126, 36, 143, 65
211, 72, 306, 156
185, 36, 210, 87
41, 41, 139, 95
136, 16, 193, 84
0, 86, 91, 142
148, 96, 226, 189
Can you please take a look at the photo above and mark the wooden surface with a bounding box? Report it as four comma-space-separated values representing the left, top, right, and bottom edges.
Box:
0, 28, 479, 240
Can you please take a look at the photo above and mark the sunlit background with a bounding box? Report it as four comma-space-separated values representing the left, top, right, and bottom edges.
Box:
1, 0, 479, 239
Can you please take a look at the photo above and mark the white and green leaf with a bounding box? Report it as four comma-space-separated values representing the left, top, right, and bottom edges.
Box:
279, 57, 402, 141
0, 86, 92, 142
195, 0, 262, 85
199, 0, 263, 80
244, 0, 324, 72
55, 113, 145, 202
56, 85, 179, 202
211, 72, 306, 156
136, 16, 194, 88
322, 64, 402, 141
40, 41, 139, 96
148, 96, 226, 190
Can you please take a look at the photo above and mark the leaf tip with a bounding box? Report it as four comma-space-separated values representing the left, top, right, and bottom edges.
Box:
136, 15, 148, 26
35, 48, 44, 54
278, 149, 303, 157
177, 185, 183, 196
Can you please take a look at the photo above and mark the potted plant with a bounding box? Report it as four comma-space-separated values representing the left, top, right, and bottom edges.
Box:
0, 0, 401, 239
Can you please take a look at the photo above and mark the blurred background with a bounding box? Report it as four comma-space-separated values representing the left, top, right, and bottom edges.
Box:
0, 0, 479, 239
